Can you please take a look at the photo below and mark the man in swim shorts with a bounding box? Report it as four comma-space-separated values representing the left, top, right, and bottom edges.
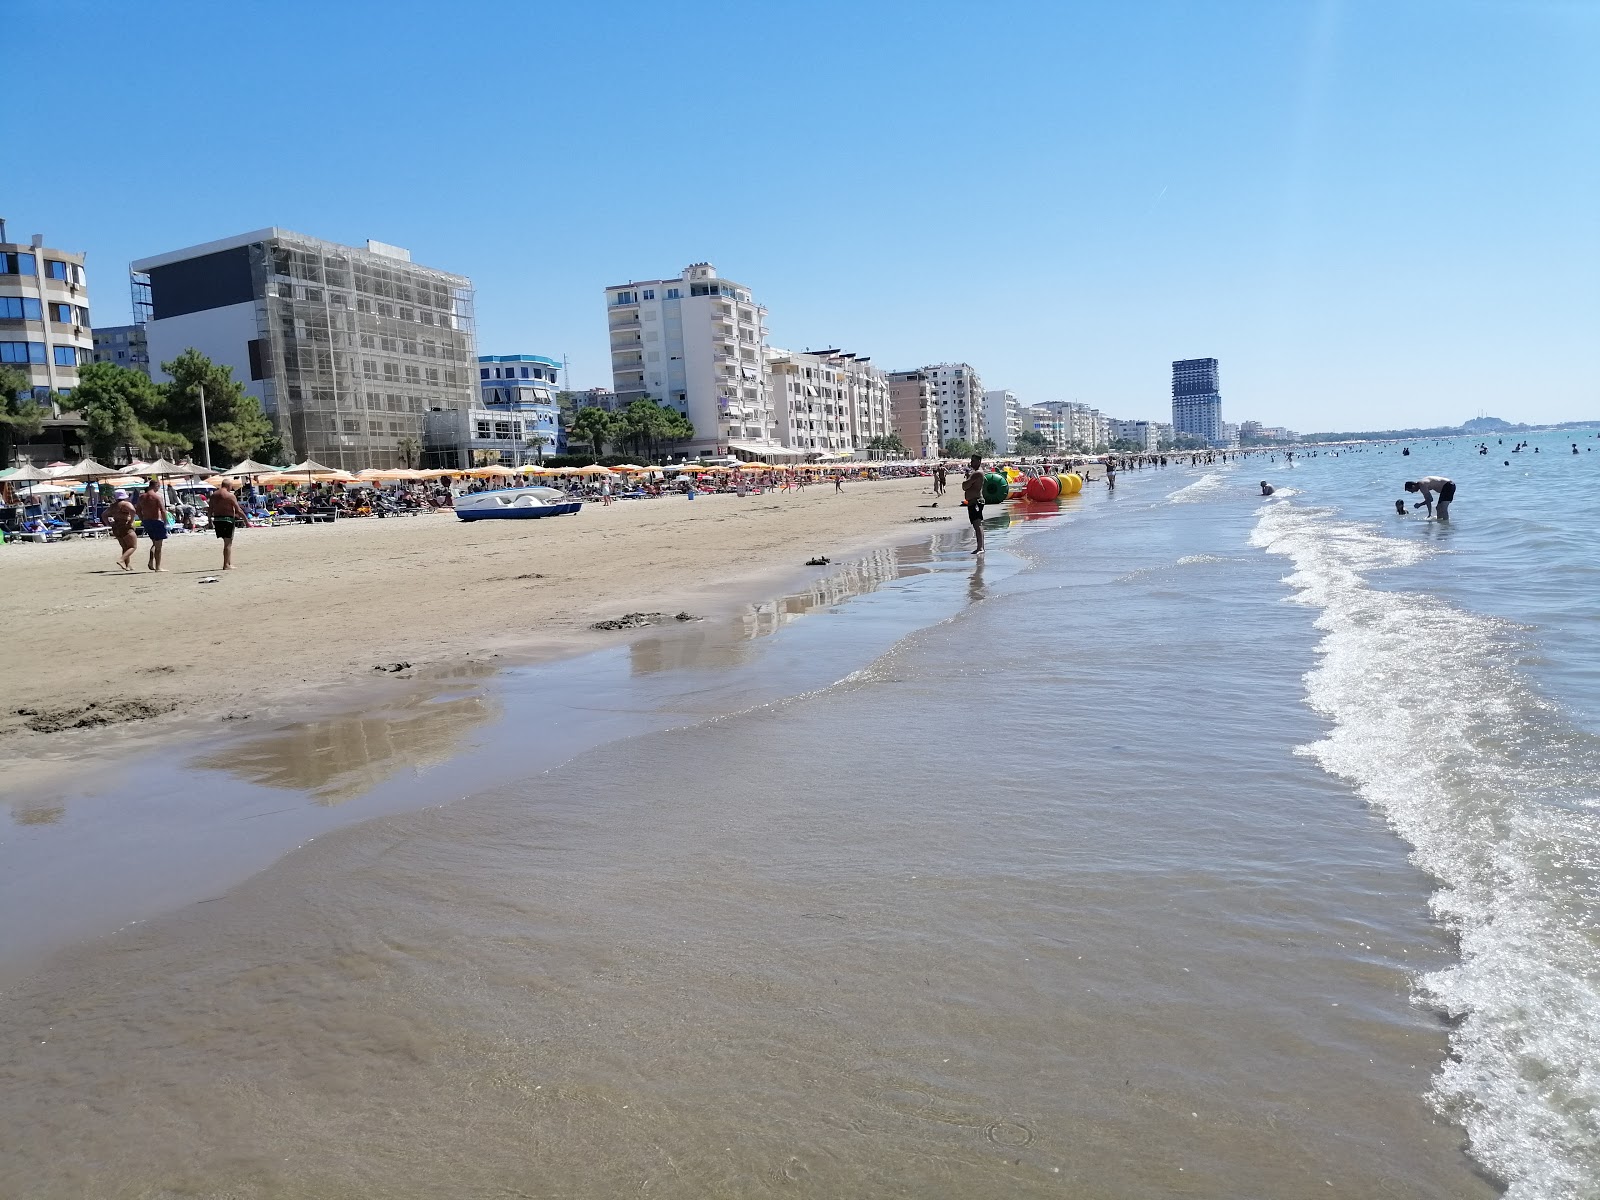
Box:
962, 453, 986, 555
207, 479, 247, 570
135, 479, 168, 571
1404, 475, 1455, 519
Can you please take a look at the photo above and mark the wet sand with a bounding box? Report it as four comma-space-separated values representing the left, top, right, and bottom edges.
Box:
0, 477, 939, 790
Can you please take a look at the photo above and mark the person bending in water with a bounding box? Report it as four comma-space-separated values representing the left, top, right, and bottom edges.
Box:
1260, 481, 1274, 496
1404, 475, 1455, 519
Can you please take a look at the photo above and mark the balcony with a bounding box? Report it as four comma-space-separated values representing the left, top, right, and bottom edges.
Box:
609, 318, 641, 333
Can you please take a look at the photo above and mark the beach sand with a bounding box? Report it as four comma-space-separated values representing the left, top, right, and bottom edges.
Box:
1, 476, 946, 785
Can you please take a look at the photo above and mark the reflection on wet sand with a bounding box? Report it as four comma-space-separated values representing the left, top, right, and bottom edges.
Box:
630, 538, 945, 675
191, 663, 501, 805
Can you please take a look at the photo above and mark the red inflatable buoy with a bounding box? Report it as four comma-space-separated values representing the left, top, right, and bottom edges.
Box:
1024, 475, 1060, 502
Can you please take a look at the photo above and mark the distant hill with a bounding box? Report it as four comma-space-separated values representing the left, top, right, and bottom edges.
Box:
1463, 416, 1518, 432
1299, 416, 1597, 443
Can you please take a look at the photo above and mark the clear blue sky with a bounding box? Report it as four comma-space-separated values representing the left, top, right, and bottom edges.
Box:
13, 0, 1598, 431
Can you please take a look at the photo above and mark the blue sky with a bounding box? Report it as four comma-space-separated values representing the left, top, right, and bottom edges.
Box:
12, 0, 1598, 431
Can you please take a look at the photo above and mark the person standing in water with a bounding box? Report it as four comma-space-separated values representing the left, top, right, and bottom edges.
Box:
962, 454, 986, 554
1404, 475, 1455, 519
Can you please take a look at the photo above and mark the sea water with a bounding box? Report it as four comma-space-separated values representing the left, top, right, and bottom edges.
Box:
1, 433, 1596, 1198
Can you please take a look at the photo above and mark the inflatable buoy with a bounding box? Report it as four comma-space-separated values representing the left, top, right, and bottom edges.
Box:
1024, 475, 1060, 502
1056, 473, 1082, 495
982, 472, 1010, 505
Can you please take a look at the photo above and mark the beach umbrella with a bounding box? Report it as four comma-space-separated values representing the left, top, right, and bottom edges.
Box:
517, 464, 553, 475
54, 458, 120, 481
28, 483, 73, 496
468, 464, 517, 478
0, 463, 53, 483
221, 458, 281, 477
574, 464, 617, 476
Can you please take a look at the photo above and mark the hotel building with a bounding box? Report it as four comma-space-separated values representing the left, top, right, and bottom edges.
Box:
888, 369, 939, 459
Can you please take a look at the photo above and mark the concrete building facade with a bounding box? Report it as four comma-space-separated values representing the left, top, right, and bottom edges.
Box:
604, 263, 777, 457
1171, 357, 1223, 446
132, 228, 477, 471
925, 362, 985, 447
91, 323, 149, 375
981, 389, 1021, 454
1107, 418, 1159, 451
767, 347, 890, 457
888, 369, 939, 459
422, 352, 565, 468
0, 227, 92, 403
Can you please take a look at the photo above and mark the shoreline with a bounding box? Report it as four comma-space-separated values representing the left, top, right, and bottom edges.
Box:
1, 476, 975, 795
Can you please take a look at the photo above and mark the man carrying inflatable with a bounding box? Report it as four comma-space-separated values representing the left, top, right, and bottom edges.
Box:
963, 454, 987, 555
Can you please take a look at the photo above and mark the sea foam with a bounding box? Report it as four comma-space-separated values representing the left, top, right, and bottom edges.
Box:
1251, 500, 1600, 1200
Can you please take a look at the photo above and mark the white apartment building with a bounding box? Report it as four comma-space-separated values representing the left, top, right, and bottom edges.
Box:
1021, 404, 1065, 451
1155, 422, 1175, 447
1036, 401, 1106, 451
767, 348, 892, 457
925, 362, 984, 447
1107, 418, 1159, 451
889, 369, 939, 458
604, 262, 777, 457
981, 389, 1021, 454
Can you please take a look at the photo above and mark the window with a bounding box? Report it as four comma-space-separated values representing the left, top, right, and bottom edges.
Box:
0, 297, 40, 319
479, 367, 490, 378
384, 362, 399, 380
0, 341, 45, 363
425, 368, 439, 385
519, 367, 529, 378
53, 345, 78, 366
665, 287, 680, 300
50, 303, 72, 323
0, 252, 37, 275
74, 306, 89, 325
613, 291, 635, 305
642, 289, 655, 300
475, 421, 492, 439
44, 260, 69, 280
363, 359, 378, 376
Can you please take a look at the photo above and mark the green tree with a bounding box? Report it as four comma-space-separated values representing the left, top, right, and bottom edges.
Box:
974, 438, 997, 457
1016, 429, 1049, 453
0, 366, 44, 466
619, 398, 670, 460
942, 437, 975, 458
570, 406, 616, 456
397, 436, 422, 468
69, 361, 193, 461
866, 432, 909, 458
161, 348, 274, 464
662, 407, 694, 453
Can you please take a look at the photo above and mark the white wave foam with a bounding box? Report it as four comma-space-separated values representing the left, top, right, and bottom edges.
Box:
1167, 472, 1229, 504
1250, 501, 1600, 1200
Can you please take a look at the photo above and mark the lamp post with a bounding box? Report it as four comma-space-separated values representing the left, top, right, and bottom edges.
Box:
195, 382, 212, 470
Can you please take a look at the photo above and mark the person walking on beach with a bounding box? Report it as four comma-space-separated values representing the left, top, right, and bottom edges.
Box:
135, 479, 168, 571
834, 472, 843, 493
104, 487, 138, 572
962, 453, 986, 554
207, 480, 247, 570
933, 464, 947, 497
1104, 457, 1117, 490
1404, 475, 1455, 519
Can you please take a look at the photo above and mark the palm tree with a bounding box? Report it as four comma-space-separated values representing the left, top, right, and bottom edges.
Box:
397, 436, 422, 468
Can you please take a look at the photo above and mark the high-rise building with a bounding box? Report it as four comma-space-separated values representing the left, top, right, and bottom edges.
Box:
604, 262, 777, 457
91, 323, 149, 375
1035, 400, 1106, 450
131, 228, 477, 470
1170, 357, 1223, 446
888, 369, 939, 458
925, 363, 984, 447
981, 389, 1021, 454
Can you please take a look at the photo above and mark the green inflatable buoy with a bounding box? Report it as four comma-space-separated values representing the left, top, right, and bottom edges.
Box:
982, 472, 1010, 505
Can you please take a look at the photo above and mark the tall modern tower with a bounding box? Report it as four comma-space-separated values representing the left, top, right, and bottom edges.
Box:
1171, 357, 1222, 446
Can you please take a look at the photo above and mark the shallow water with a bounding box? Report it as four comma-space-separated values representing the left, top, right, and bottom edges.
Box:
3, 438, 1597, 1198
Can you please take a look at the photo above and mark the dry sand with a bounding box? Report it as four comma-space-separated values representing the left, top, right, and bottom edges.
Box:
1, 477, 945, 784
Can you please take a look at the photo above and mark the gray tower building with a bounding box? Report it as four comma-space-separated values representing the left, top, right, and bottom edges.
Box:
1171, 357, 1222, 447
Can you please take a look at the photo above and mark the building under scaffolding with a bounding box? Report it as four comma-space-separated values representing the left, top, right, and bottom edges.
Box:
131, 228, 477, 470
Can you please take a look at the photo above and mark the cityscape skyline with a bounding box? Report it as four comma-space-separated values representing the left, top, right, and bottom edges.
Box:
9, 0, 1597, 433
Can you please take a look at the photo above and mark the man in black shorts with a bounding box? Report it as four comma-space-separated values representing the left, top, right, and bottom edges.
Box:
962, 453, 986, 554
1404, 475, 1455, 519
